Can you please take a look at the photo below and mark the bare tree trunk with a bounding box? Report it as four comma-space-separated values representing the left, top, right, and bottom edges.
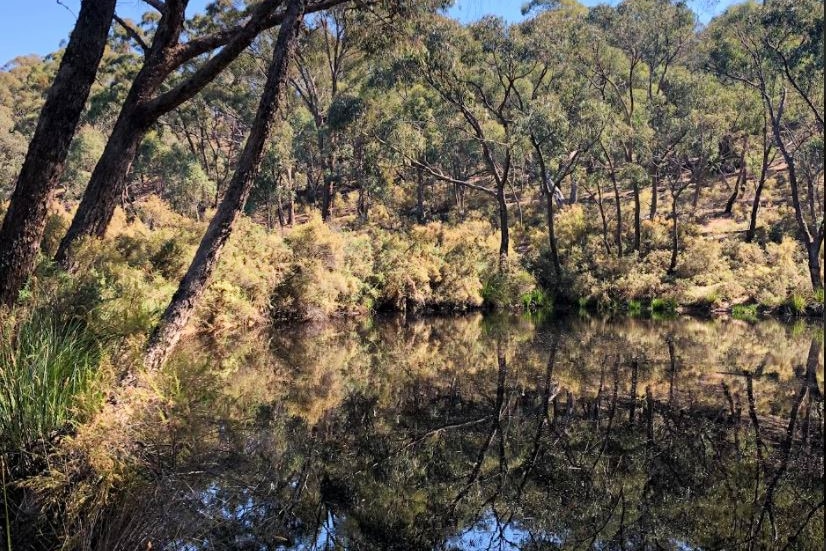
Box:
143, 0, 305, 372
724, 137, 748, 215
285, 165, 295, 227
0, 0, 116, 306
610, 171, 623, 258
649, 170, 658, 219
532, 140, 561, 281
496, 183, 510, 266
632, 179, 641, 252
321, 175, 335, 221
746, 123, 772, 242
416, 165, 426, 224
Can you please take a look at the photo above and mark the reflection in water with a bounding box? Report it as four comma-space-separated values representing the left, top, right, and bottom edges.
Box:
95, 315, 823, 550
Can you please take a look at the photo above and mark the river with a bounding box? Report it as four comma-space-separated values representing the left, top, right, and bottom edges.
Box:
93, 314, 824, 550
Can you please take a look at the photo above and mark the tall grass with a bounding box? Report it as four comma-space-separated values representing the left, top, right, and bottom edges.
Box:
0, 314, 102, 453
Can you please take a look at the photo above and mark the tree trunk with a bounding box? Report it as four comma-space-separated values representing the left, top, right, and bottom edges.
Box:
532, 140, 561, 281
594, 184, 612, 256
610, 170, 623, 258
416, 165, 425, 223
0, 0, 116, 306
55, 109, 150, 267
321, 175, 334, 221
806, 240, 823, 291
649, 170, 658, 219
143, 0, 305, 372
724, 137, 748, 215
746, 125, 772, 242
56, 0, 318, 267
668, 192, 679, 275
496, 183, 509, 267
632, 178, 641, 252
768, 93, 822, 290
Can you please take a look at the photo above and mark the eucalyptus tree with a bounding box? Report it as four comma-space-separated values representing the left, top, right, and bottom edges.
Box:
55, 0, 355, 269
705, 0, 824, 289
144, 0, 307, 372
0, 0, 116, 307
410, 15, 536, 265
663, 68, 733, 274
288, 8, 363, 221
583, 0, 696, 252
515, 1, 605, 282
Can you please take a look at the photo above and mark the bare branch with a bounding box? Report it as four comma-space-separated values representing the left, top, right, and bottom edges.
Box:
114, 14, 150, 54
141, 0, 165, 11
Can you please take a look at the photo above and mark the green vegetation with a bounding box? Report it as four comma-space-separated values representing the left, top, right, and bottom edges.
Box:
0, 313, 102, 453
0, 0, 823, 548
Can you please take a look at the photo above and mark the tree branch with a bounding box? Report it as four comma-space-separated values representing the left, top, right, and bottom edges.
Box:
114, 14, 149, 54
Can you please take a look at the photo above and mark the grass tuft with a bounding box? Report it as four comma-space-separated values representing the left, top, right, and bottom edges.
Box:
0, 313, 103, 453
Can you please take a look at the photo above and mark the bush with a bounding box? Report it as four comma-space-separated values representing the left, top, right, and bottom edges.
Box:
731, 304, 759, 323
481, 259, 537, 310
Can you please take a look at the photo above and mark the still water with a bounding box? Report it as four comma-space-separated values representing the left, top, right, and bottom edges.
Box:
102, 314, 823, 550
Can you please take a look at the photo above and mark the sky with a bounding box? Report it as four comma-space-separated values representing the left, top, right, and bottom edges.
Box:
0, 0, 743, 66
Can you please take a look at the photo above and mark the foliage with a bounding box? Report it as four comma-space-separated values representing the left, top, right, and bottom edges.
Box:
0, 312, 103, 453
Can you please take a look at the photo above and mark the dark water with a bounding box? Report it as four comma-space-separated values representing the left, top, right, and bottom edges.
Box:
101, 315, 823, 550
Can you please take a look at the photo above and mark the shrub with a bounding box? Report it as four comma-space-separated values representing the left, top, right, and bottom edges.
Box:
481, 260, 537, 310
651, 297, 677, 314
732, 304, 759, 323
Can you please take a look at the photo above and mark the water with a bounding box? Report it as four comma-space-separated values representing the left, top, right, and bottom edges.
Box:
97, 314, 824, 550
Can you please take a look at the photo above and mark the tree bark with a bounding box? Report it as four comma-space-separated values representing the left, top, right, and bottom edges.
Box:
632, 178, 641, 252
532, 139, 561, 281
496, 183, 509, 266
416, 165, 426, 223
746, 121, 772, 243
143, 0, 305, 372
55, 106, 152, 266
668, 192, 679, 275
724, 137, 748, 215
649, 170, 658, 219
0, 0, 116, 306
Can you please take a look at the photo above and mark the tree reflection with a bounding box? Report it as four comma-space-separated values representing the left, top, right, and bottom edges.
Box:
43, 316, 824, 550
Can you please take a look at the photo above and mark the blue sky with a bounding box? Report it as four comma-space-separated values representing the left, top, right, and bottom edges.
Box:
0, 0, 742, 66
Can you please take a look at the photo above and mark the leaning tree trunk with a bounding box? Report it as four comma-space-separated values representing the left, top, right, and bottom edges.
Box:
724, 137, 748, 215
143, 0, 305, 372
746, 123, 772, 242
0, 0, 116, 306
55, 0, 318, 268
54, 107, 150, 267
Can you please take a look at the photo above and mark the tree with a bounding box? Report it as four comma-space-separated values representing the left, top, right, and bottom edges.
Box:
143, 0, 306, 372
518, 1, 605, 284
0, 0, 117, 307
55, 0, 353, 269
706, 0, 824, 289
411, 16, 532, 266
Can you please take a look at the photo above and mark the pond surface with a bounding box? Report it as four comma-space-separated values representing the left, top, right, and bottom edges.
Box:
102, 315, 824, 550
